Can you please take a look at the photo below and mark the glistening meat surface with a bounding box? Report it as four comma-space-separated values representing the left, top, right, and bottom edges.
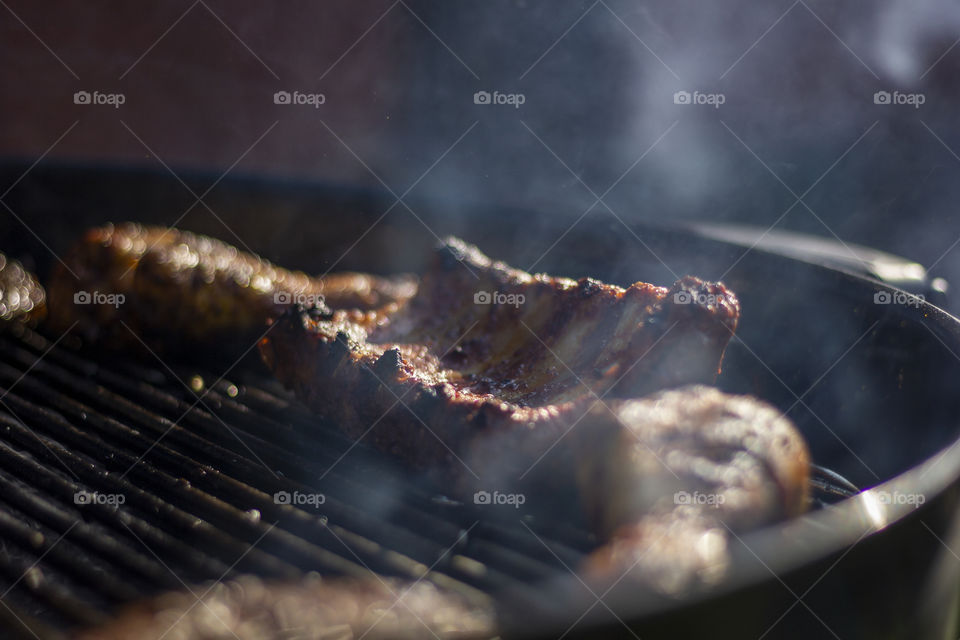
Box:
0, 252, 45, 324
45, 223, 416, 355
260, 237, 743, 497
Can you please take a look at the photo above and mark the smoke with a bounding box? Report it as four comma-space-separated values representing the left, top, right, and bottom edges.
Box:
387, 1, 960, 298
868, 0, 960, 81
6, 0, 958, 284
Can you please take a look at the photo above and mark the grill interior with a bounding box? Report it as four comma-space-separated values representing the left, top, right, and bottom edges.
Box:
0, 318, 859, 639
0, 322, 599, 637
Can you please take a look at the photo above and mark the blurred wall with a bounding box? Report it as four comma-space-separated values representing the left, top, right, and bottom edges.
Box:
2, 0, 960, 283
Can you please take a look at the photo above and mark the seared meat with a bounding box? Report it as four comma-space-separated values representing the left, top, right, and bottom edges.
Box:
260, 237, 742, 498
0, 252, 45, 324
260, 240, 812, 586
74, 575, 495, 640
45, 223, 416, 355
577, 386, 809, 589
579, 386, 809, 538
42, 227, 808, 593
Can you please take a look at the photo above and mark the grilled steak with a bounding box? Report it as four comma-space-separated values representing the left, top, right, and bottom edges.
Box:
74, 575, 495, 640
45, 223, 416, 355
0, 252, 45, 324
576, 386, 809, 589
260, 238, 743, 499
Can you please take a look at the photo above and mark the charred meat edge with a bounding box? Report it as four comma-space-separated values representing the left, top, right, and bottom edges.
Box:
261, 237, 743, 495
44, 223, 416, 355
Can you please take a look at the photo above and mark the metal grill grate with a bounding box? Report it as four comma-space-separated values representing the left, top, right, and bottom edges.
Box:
0, 322, 860, 639
0, 323, 594, 637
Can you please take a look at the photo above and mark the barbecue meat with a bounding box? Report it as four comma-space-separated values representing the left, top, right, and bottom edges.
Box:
259, 240, 813, 587
45, 223, 416, 355
576, 386, 809, 590
260, 237, 742, 498
74, 575, 495, 640
37, 227, 808, 597
0, 252, 45, 324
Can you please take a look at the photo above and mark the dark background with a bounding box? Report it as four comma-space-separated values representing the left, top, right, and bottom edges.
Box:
2, 0, 960, 286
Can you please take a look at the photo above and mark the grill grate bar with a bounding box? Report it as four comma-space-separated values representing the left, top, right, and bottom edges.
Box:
0, 469, 185, 589
0, 352, 520, 588
0, 545, 107, 629
4, 333, 485, 543
0, 324, 597, 632
3, 328, 590, 571
0, 409, 297, 579
0, 385, 370, 580
0, 496, 147, 604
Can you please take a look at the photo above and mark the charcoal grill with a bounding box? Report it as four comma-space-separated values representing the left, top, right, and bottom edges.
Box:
3, 162, 960, 639
0, 318, 603, 638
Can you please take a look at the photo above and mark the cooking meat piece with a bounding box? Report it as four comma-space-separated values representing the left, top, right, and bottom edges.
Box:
0, 252, 45, 324
578, 385, 809, 539
44, 223, 416, 355
74, 575, 496, 640
576, 386, 809, 590
260, 240, 812, 587
260, 237, 742, 499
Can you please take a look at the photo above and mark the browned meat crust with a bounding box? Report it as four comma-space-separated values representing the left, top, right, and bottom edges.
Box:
576, 386, 810, 588
260, 237, 742, 498
578, 385, 810, 537
0, 252, 45, 324
258, 239, 814, 588
44, 223, 416, 355
74, 575, 495, 640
